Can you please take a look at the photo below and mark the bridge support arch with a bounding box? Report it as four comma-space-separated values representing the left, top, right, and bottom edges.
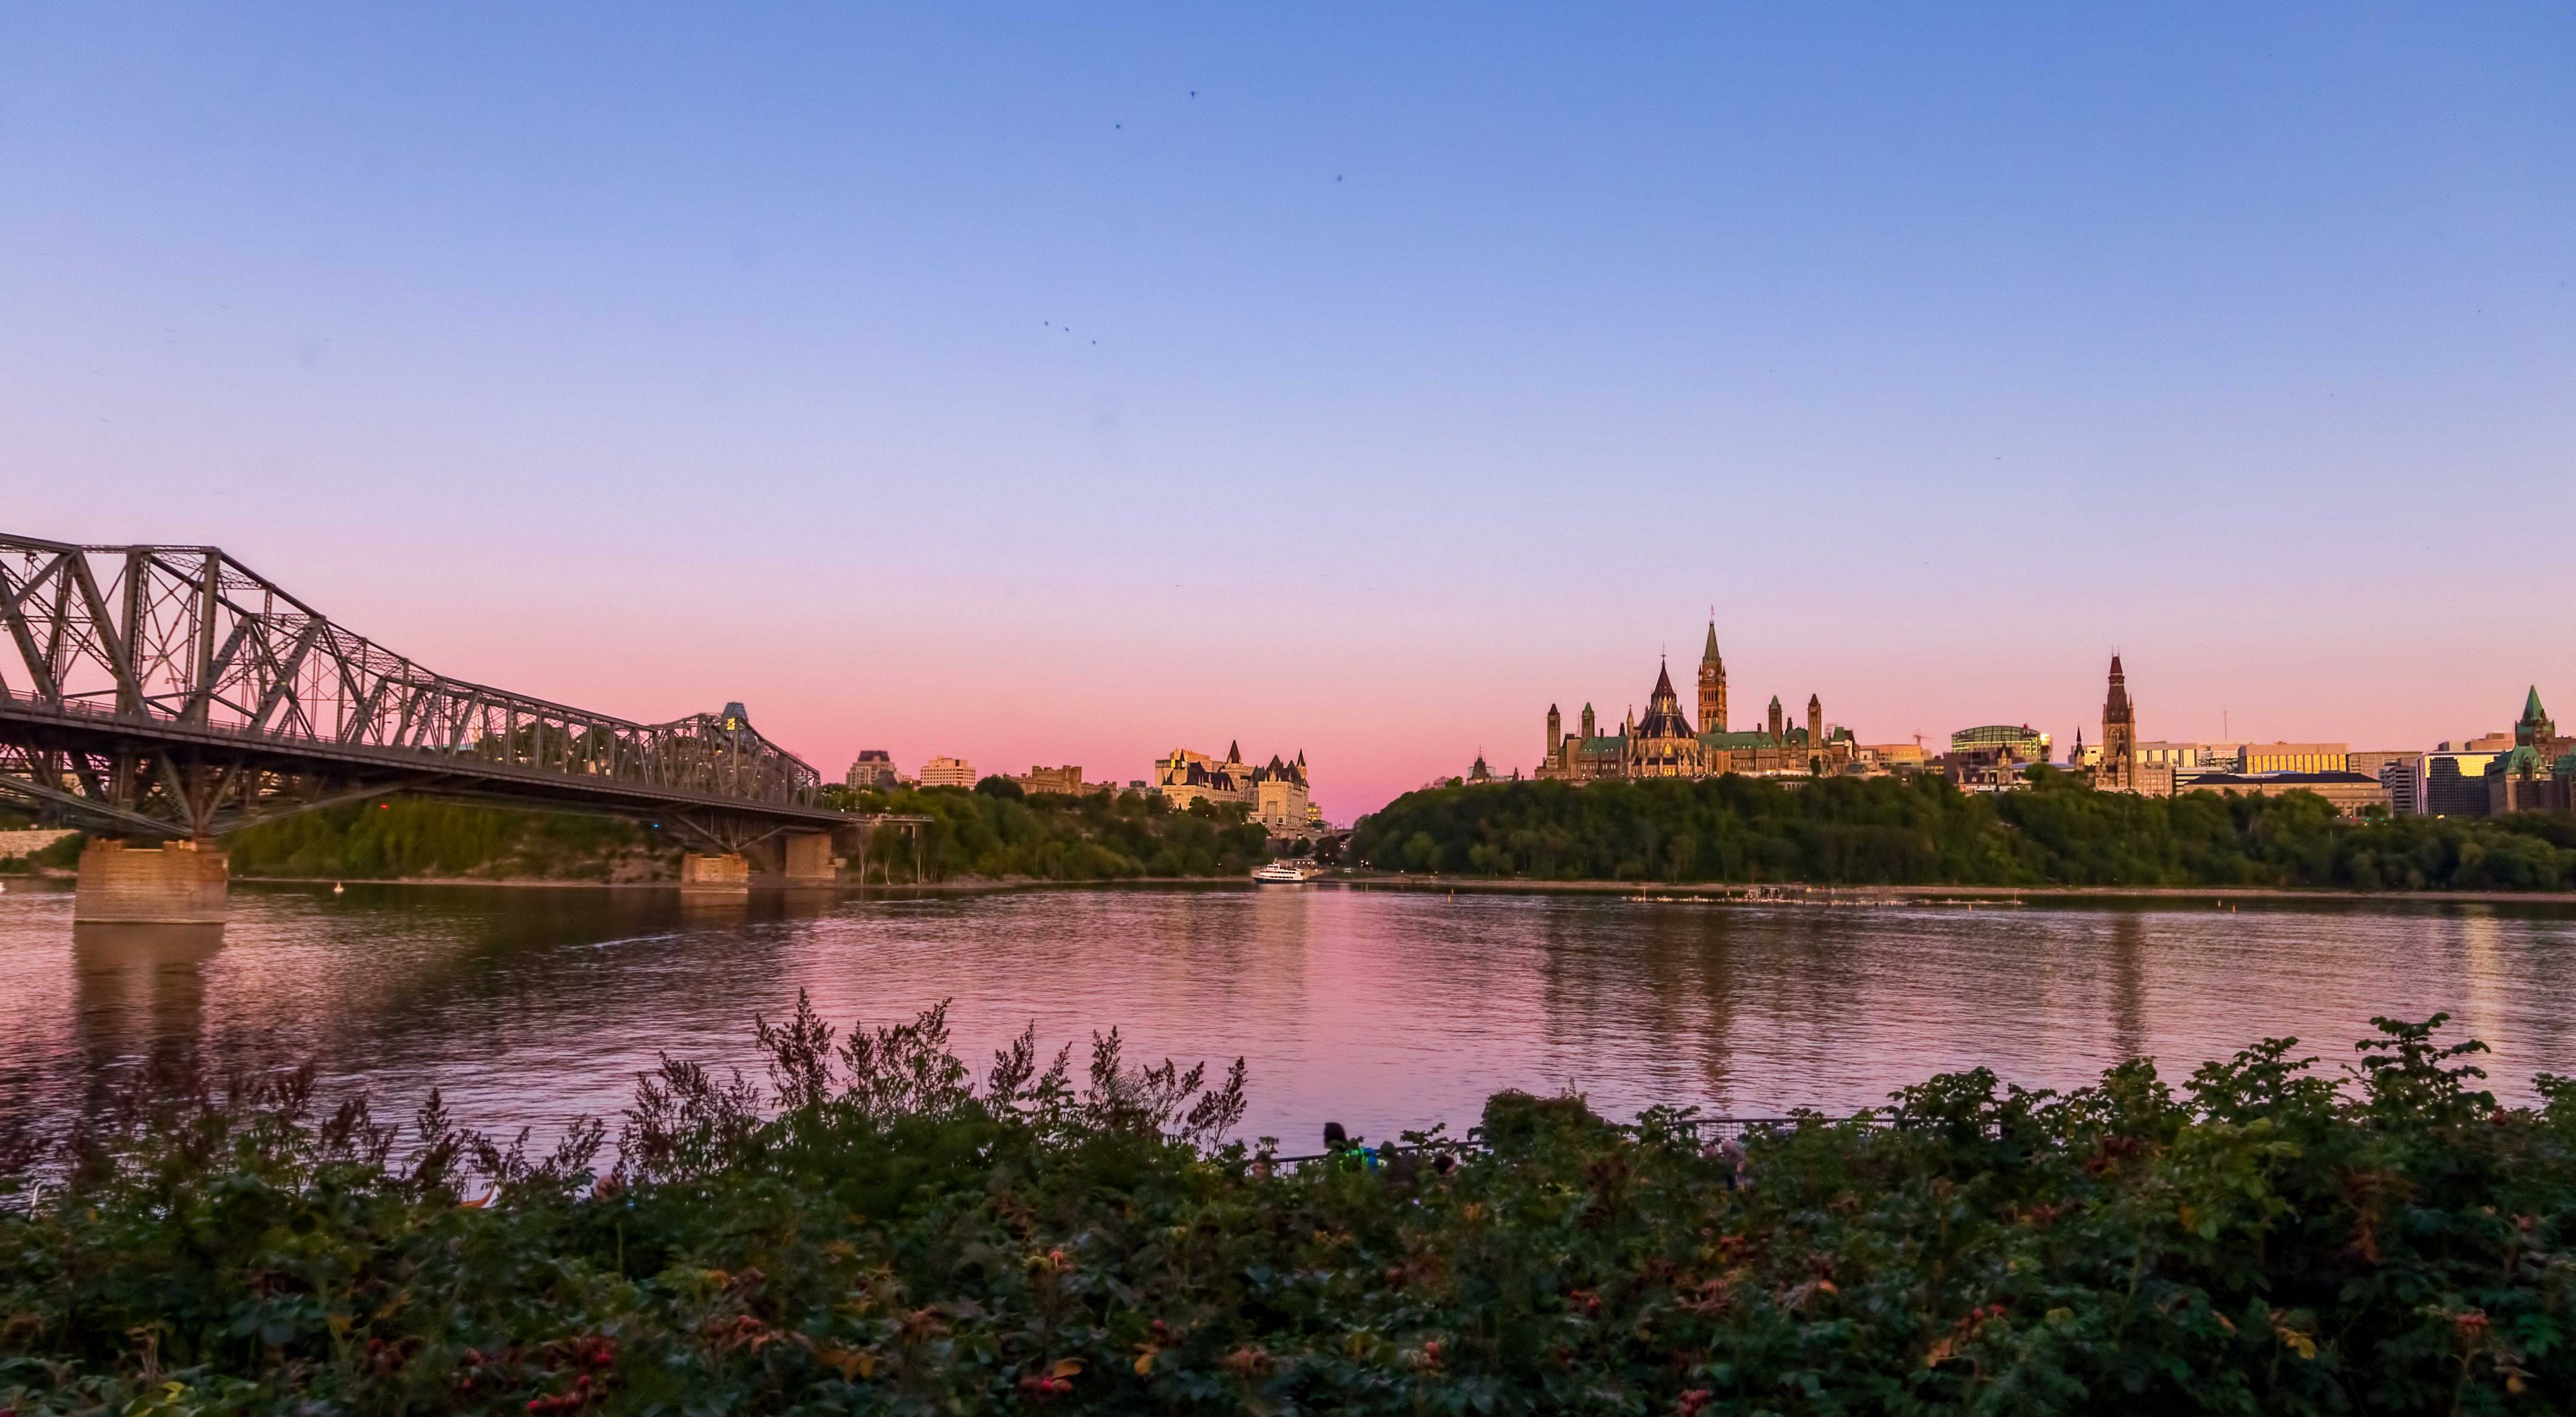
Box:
73, 838, 229, 924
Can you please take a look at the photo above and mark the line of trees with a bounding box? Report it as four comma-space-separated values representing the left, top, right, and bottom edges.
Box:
222, 801, 677, 881
6, 785, 1285, 885
829, 781, 1275, 882
1350, 768, 2576, 889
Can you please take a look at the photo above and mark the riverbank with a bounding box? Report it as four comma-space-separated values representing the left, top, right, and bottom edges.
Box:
234, 873, 1256, 891
1354, 772, 2576, 893
1332, 871, 2576, 906
0, 870, 1267, 892
100, 790, 1283, 887
18, 866, 2576, 908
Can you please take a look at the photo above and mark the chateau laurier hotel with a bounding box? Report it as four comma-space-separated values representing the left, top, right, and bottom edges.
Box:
1535, 622, 1857, 781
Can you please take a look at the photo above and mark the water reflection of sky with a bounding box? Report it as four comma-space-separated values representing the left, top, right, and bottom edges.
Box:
5, 882, 2573, 1151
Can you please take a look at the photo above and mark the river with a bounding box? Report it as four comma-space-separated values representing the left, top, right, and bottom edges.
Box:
4, 880, 2573, 1152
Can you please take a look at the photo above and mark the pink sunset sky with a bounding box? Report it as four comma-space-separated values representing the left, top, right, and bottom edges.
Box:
6, 8, 2571, 821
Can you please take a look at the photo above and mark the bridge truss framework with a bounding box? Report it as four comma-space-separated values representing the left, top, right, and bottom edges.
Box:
0, 534, 848, 854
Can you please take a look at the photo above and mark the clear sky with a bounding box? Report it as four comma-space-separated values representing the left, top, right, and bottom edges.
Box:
5, 5, 2571, 818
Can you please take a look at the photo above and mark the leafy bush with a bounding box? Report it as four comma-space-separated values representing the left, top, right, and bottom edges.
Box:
6, 1007, 2574, 1412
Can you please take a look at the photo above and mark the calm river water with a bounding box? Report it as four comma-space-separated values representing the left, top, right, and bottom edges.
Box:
5, 880, 2574, 1150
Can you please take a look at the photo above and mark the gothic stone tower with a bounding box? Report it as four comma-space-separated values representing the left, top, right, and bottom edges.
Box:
1580, 703, 1597, 740
1806, 694, 1823, 751
1546, 703, 1562, 759
1766, 695, 1784, 743
2101, 655, 2138, 791
1697, 621, 1727, 734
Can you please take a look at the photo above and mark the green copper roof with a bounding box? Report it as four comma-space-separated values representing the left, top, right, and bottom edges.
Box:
2490, 745, 2543, 777
1700, 731, 1773, 750
2526, 685, 2549, 722
1702, 622, 1721, 661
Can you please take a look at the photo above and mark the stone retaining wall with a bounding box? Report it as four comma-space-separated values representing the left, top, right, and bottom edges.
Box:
0, 828, 77, 861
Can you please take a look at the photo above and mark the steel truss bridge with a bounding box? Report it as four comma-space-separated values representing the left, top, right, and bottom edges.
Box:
0, 533, 855, 855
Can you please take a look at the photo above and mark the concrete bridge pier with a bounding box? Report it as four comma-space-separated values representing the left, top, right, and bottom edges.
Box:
679, 852, 752, 899
73, 839, 231, 924
782, 832, 838, 886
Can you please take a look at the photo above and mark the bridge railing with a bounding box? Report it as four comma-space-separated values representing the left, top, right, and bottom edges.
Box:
0, 535, 820, 810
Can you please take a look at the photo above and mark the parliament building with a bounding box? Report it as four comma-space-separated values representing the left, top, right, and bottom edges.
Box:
1534, 622, 1856, 782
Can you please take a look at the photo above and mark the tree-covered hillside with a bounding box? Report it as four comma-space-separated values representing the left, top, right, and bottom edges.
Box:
830, 783, 1274, 882
222, 801, 678, 881
1350, 769, 2576, 890
15, 785, 1280, 884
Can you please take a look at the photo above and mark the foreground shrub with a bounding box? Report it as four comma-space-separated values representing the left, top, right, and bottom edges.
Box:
5, 1006, 2574, 1413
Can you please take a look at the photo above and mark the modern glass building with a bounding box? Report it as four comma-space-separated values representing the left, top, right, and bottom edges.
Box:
2424, 750, 2504, 817
1949, 724, 2052, 762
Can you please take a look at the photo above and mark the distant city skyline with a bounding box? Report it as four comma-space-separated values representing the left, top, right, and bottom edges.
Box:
6, 7, 2570, 819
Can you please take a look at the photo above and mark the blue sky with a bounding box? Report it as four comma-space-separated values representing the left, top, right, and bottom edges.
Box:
5, 5, 2571, 812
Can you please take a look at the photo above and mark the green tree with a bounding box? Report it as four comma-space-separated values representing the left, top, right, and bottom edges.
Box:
1349, 772, 2576, 891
